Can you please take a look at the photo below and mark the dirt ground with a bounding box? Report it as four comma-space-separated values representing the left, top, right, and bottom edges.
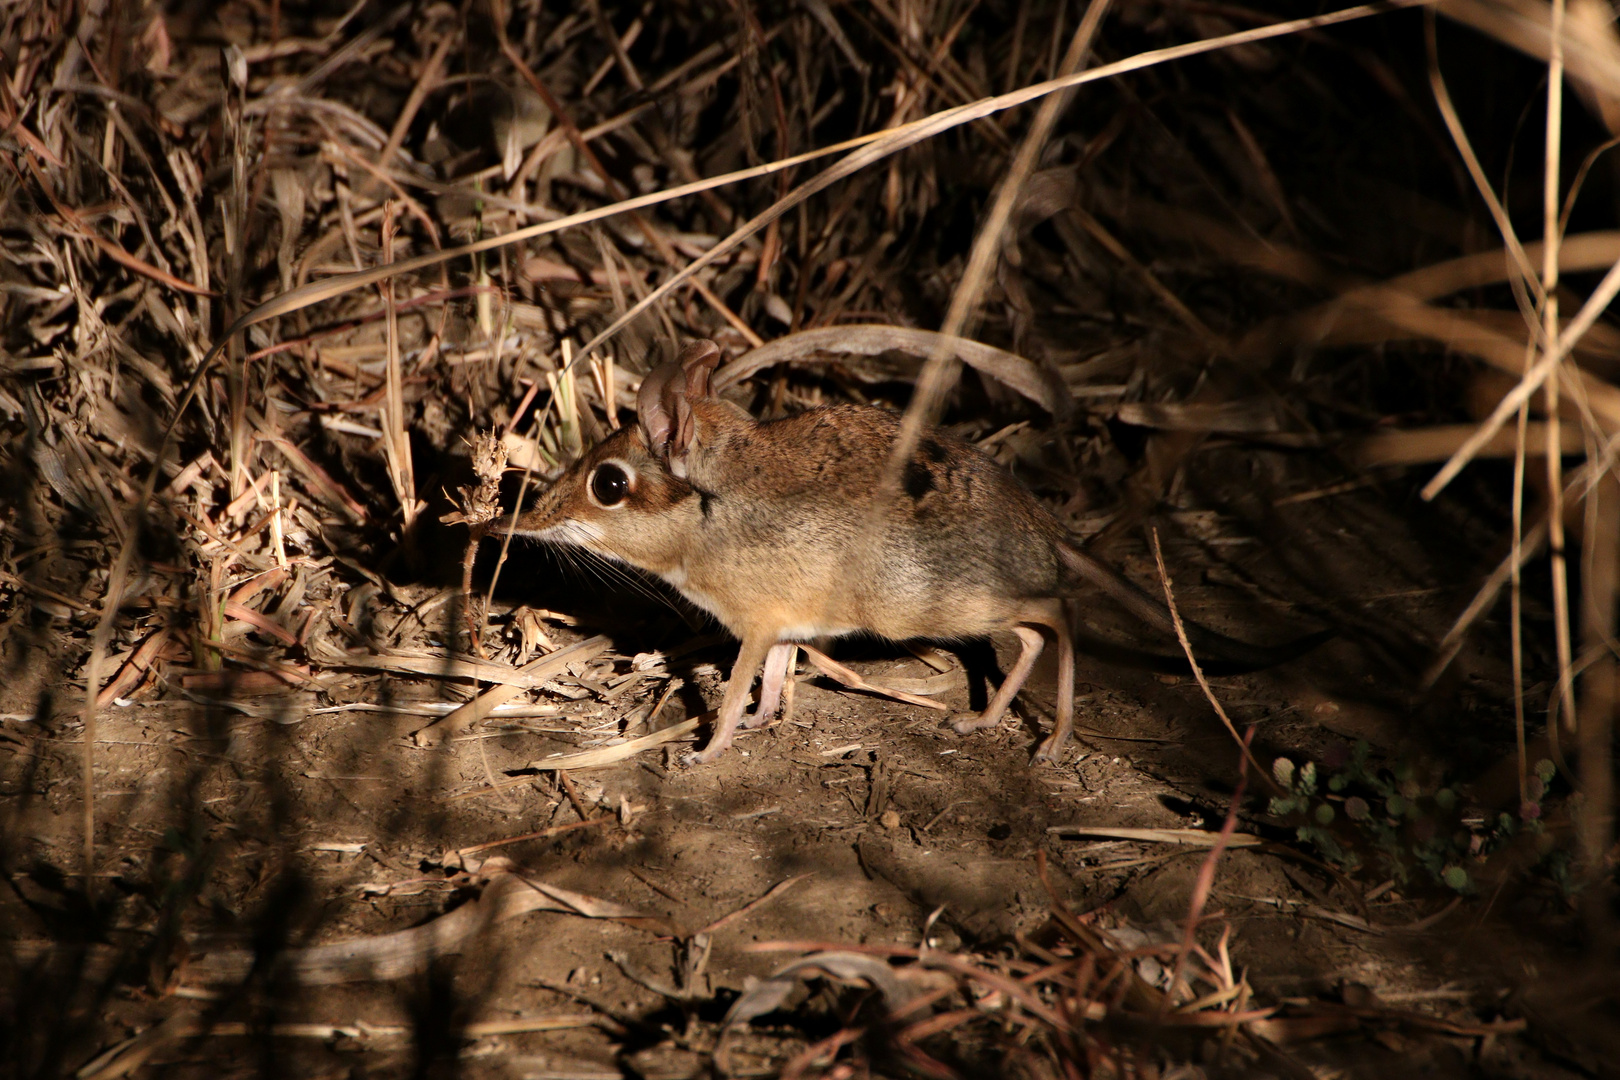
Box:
4, 454, 1611, 1078
5, 1, 1620, 1076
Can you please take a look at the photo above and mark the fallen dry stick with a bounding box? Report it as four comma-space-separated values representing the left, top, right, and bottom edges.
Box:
1046, 826, 1264, 847
95, 628, 172, 708
412, 635, 612, 745
524, 715, 706, 772
714, 324, 1068, 416
306, 633, 610, 696
797, 644, 951, 711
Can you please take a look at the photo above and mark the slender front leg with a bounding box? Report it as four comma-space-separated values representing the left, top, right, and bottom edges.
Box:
1032, 614, 1076, 763
954, 625, 1045, 735
683, 634, 775, 765
742, 642, 796, 729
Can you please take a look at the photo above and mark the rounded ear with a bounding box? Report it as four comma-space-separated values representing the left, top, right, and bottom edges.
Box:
676, 340, 721, 399
638, 340, 722, 474
636, 362, 682, 459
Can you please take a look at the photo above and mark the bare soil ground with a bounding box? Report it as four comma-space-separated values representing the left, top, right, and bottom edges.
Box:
4, 462, 1607, 1077
4, 0, 1620, 1076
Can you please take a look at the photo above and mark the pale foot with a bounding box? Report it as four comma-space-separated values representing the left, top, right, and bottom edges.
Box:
1030, 731, 1068, 765
953, 710, 1002, 736
680, 742, 730, 767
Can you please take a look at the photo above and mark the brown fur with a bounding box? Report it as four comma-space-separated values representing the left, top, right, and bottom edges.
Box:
512, 340, 1312, 765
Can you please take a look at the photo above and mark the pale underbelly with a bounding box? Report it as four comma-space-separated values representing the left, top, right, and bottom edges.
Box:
664, 574, 1013, 645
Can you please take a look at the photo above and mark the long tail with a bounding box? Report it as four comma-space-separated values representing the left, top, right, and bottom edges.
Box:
1056, 541, 1330, 669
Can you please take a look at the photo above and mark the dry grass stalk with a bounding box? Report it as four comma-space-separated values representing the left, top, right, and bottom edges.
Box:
570, 0, 1434, 367
1440, 0, 1620, 115
1046, 826, 1264, 847
1351, 422, 1584, 465
1150, 529, 1274, 792
1540, 0, 1574, 824
1420, 260, 1620, 496
1421, 453, 1620, 691
4, 0, 1614, 1070
1543, 0, 1580, 756
1163, 741, 1254, 1013
796, 644, 951, 711
378, 201, 418, 530
1512, 340, 1536, 809
891, 0, 1113, 489
138, 0, 1432, 428
1425, 11, 1545, 307
522, 716, 705, 774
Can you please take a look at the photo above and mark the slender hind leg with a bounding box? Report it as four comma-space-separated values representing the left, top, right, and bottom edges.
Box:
683, 633, 774, 765
954, 625, 1045, 735
1032, 609, 1076, 763
742, 643, 795, 729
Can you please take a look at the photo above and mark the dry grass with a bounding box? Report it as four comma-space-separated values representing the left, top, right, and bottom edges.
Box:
2, 0, 1618, 1076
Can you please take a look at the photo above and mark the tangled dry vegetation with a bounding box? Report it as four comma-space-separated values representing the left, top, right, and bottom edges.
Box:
2, 0, 1619, 1076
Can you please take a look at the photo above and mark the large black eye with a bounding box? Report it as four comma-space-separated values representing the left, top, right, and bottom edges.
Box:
589, 462, 631, 506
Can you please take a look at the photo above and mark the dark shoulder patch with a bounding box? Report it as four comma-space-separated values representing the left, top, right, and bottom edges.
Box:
903, 460, 935, 500
922, 438, 948, 462
693, 484, 717, 518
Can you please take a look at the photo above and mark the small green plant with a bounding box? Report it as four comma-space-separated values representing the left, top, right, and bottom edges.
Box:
1268, 743, 1557, 895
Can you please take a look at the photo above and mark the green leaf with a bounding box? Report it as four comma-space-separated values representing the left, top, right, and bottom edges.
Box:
1273, 758, 1296, 789
1535, 759, 1557, 784
1434, 788, 1456, 811
1386, 794, 1407, 817
1315, 803, 1336, 825
1441, 865, 1469, 891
